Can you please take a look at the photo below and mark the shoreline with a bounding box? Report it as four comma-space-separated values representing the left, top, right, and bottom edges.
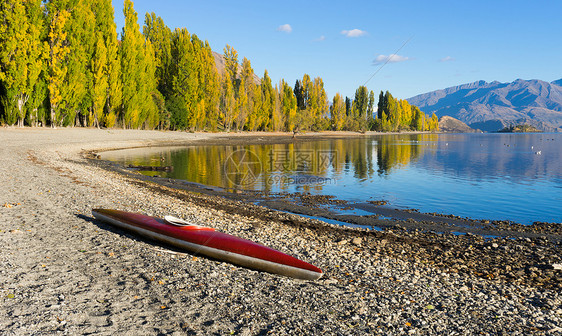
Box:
1, 127, 561, 335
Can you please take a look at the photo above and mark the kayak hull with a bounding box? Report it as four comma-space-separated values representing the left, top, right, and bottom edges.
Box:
92, 209, 323, 280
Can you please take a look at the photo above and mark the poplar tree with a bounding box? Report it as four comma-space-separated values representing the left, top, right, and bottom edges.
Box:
46, 5, 70, 126
301, 74, 312, 110
400, 99, 412, 126
142, 40, 159, 129
90, 32, 108, 127
235, 76, 248, 130
0, 0, 46, 126
330, 93, 346, 131
143, 12, 172, 95
120, 0, 143, 127
311, 78, 329, 117
411, 105, 423, 130
294, 79, 304, 111
281, 80, 297, 131
238, 57, 256, 130
247, 83, 262, 131
220, 71, 235, 130
261, 70, 275, 131
367, 90, 375, 118
223, 44, 239, 90
65, 0, 95, 126
352, 85, 369, 119
169, 28, 194, 129
345, 97, 352, 116
273, 83, 283, 131
120, 0, 157, 129
377, 91, 385, 120
103, 2, 121, 127
201, 41, 220, 130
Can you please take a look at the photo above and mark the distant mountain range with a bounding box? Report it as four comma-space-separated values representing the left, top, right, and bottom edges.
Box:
407, 78, 562, 132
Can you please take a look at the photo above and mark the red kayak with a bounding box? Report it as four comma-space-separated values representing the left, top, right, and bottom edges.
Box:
92, 209, 323, 280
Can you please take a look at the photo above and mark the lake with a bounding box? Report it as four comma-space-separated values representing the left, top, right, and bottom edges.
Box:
100, 133, 562, 225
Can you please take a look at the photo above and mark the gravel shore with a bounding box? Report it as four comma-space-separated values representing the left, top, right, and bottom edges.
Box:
1, 127, 560, 335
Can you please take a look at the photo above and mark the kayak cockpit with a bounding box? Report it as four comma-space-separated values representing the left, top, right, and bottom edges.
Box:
163, 215, 215, 231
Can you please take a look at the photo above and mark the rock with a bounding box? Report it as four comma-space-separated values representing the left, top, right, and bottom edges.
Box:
552, 264, 562, 270
352, 237, 362, 246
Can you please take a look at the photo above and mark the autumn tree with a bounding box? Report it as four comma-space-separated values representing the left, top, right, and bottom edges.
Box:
261, 70, 275, 131
219, 70, 236, 130
120, 0, 158, 129
223, 44, 239, 90
90, 32, 108, 127
45, 3, 70, 126
0, 0, 47, 126
330, 93, 346, 131
280, 80, 297, 131
199, 40, 220, 130
143, 12, 172, 95
234, 57, 254, 130
89, 0, 121, 128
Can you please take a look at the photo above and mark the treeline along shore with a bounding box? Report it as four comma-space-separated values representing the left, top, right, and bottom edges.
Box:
0, 0, 439, 133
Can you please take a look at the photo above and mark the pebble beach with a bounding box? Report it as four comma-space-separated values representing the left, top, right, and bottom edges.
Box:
0, 127, 560, 335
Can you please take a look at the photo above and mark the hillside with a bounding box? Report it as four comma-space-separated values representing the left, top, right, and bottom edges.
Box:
438, 116, 476, 133
407, 78, 562, 132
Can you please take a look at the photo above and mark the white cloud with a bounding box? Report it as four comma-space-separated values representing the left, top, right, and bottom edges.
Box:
277, 24, 292, 33
341, 29, 367, 38
315, 35, 326, 42
439, 56, 455, 62
373, 54, 410, 65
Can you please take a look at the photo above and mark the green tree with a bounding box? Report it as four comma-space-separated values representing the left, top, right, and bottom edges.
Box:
411, 105, 423, 131
345, 96, 352, 116
169, 28, 195, 129
223, 44, 239, 90
238, 57, 256, 130
235, 75, 248, 130
377, 90, 385, 120
302, 75, 312, 106
0, 0, 47, 126
330, 93, 346, 131
352, 86, 369, 119
90, 32, 108, 127
311, 77, 329, 130
120, 0, 158, 129
201, 40, 220, 130
261, 70, 275, 131
281, 80, 297, 131
220, 70, 236, 130
46, 5, 70, 126
143, 12, 172, 95
294, 79, 304, 110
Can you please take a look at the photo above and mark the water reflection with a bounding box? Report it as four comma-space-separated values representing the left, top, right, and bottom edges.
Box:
101, 133, 562, 224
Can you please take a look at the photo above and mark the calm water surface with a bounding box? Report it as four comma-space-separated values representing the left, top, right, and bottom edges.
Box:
101, 133, 562, 225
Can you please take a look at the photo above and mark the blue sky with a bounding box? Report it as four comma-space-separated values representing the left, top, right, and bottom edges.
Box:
112, 0, 562, 100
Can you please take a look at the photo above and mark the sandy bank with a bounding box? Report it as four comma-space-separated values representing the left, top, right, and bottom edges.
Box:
0, 127, 560, 335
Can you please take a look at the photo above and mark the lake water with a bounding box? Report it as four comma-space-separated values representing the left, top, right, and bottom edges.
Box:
100, 133, 562, 225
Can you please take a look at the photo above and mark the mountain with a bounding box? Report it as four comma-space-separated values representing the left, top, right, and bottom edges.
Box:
407, 78, 562, 132
438, 116, 476, 133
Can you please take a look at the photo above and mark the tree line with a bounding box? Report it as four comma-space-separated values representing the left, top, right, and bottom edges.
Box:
0, 0, 438, 132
